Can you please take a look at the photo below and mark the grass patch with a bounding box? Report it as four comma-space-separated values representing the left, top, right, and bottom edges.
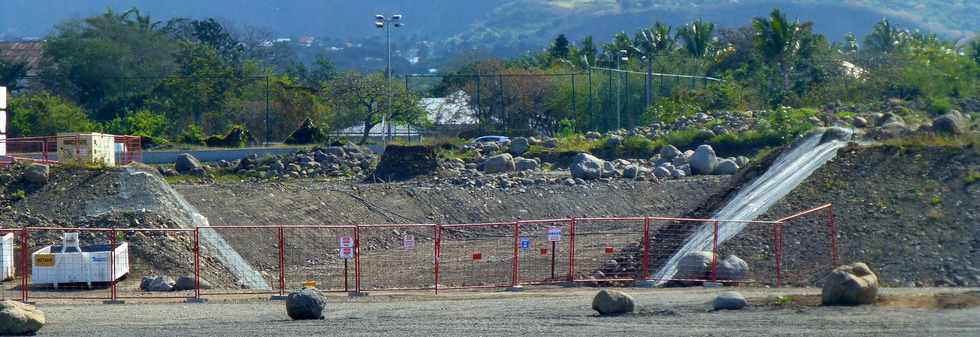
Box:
881, 134, 980, 151
966, 171, 980, 184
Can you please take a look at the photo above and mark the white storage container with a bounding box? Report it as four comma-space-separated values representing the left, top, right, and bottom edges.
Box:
0, 233, 13, 281
31, 233, 129, 288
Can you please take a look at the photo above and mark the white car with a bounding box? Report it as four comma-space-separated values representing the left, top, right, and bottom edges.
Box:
471, 136, 510, 144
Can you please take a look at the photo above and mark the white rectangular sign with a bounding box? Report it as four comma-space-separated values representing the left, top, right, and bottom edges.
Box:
547, 227, 561, 242
403, 235, 415, 250
339, 236, 354, 248
0, 110, 5, 134
0, 134, 5, 156
0, 86, 6, 109
339, 247, 354, 260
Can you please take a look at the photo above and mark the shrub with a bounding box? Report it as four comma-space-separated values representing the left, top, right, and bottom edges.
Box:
926, 96, 952, 116
177, 124, 207, 145
103, 109, 170, 141
8, 93, 97, 137
643, 97, 702, 125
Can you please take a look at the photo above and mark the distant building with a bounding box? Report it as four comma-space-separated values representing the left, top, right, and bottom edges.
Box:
420, 90, 477, 126
297, 36, 315, 47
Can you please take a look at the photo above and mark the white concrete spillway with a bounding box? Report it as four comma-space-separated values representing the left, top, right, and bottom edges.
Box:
653, 127, 853, 283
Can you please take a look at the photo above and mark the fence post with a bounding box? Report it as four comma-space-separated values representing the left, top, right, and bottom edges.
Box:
510, 222, 520, 288
194, 227, 201, 301
828, 205, 839, 267
354, 226, 361, 294
433, 224, 441, 295
775, 222, 784, 288
710, 221, 719, 283
20, 228, 28, 303
278, 226, 285, 297
568, 218, 576, 283
110, 228, 117, 302
641, 217, 651, 280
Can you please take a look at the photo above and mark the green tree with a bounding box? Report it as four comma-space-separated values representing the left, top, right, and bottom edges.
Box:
548, 34, 571, 61
0, 59, 28, 90
576, 36, 598, 68
752, 9, 812, 93
154, 42, 236, 131
863, 18, 907, 54
7, 93, 97, 137
328, 72, 426, 144
677, 19, 715, 60
40, 8, 177, 120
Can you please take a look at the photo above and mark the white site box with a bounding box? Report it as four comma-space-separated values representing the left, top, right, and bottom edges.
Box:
56, 132, 117, 166
31, 233, 129, 288
1, 233, 13, 281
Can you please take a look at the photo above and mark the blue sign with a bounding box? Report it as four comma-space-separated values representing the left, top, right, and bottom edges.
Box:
520, 236, 530, 250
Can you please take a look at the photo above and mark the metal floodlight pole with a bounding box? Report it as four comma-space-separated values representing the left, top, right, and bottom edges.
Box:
616, 50, 628, 131
376, 14, 402, 145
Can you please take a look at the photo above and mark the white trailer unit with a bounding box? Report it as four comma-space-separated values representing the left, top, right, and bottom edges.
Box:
0, 233, 13, 281
31, 233, 129, 288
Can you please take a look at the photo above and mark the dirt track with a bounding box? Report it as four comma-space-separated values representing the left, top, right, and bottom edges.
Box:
32, 287, 980, 337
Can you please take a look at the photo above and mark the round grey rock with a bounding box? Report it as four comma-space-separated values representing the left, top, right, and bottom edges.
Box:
510, 137, 530, 155
570, 153, 604, 180
713, 291, 748, 310
140, 275, 175, 292
24, 163, 50, 184
514, 157, 540, 172
717, 255, 749, 281
591, 289, 635, 316
714, 159, 739, 175
175, 153, 203, 174
690, 145, 718, 175
659, 145, 681, 159
286, 288, 327, 320
482, 154, 515, 174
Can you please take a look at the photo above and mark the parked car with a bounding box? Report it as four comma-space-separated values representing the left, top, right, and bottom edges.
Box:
470, 136, 510, 144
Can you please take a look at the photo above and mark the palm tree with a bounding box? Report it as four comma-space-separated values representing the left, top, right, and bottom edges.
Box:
633, 22, 675, 106
863, 18, 907, 54
751, 9, 812, 94
676, 19, 715, 74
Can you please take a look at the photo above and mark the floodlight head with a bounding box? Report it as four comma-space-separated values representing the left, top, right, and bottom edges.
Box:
375, 22, 385, 28
394, 23, 402, 28
621, 56, 629, 62
619, 49, 628, 55
375, 15, 385, 21
392, 14, 402, 20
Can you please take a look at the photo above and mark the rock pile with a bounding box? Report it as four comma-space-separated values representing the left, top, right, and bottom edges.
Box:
227, 144, 376, 180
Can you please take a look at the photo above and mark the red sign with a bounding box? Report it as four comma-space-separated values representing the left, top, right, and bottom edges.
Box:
339, 236, 354, 248
605, 247, 615, 254
339, 247, 354, 259
472, 252, 482, 261
540, 248, 549, 256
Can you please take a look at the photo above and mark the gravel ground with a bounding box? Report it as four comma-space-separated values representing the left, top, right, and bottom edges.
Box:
32, 287, 980, 337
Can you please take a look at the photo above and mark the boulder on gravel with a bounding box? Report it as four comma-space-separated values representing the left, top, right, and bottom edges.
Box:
713, 291, 748, 310
676, 251, 715, 281
175, 153, 203, 174
821, 262, 879, 306
482, 153, 516, 174
0, 300, 45, 335
717, 255, 749, 282
570, 153, 604, 180
174, 276, 213, 291
659, 145, 682, 159
591, 289, 635, 316
714, 159, 739, 175
514, 157, 540, 172
601, 161, 620, 177
24, 163, 50, 184
286, 288, 326, 320
140, 275, 176, 292
932, 111, 968, 135
653, 166, 671, 178
690, 145, 718, 175
623, 165, 641, 179
510, 137, 530, 155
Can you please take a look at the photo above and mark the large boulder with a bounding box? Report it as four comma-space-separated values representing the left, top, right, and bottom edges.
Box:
482, 153, 516, 174
690, 145, 718, 175
659, 145, 682, 159
932, 111, 968, 135
0, 300, 45, 335
174, 276, 212, 291
286, 288, 327, 320
714, 159, 739, 175
606, 135, 623, 148
140, 275, 176, 292
716, 255, 749, 282
23, 163, 50, 184
713, 291, 748, 310
676, 251, 715, 281
653, 166, 671, 178
591, 289, 635, 316
510, 137, 530, 155
623, 165, 641, 179
514, 157, 540, 172
570, 153, 604, 180
175, 153, 203, 174
821, 262, 879, 306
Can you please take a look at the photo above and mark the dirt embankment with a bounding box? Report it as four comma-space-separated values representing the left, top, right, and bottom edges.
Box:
728, 144, 980, 287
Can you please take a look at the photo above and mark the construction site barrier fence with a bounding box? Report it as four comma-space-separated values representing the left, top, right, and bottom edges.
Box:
0, 204, 837, 302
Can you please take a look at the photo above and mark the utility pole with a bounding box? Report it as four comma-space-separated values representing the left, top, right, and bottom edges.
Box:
375, 14, 403, 145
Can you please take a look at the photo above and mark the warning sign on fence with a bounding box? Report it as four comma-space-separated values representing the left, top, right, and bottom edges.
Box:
339, 236, 354, 248
403, 235, 415, 250
339, 247, 354, 259
547, 227, 561, 242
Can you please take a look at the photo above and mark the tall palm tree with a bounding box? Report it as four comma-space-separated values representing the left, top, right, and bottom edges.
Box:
633, 22, 675, 106
752, 9, 812, 93
676, 19, 715, 74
